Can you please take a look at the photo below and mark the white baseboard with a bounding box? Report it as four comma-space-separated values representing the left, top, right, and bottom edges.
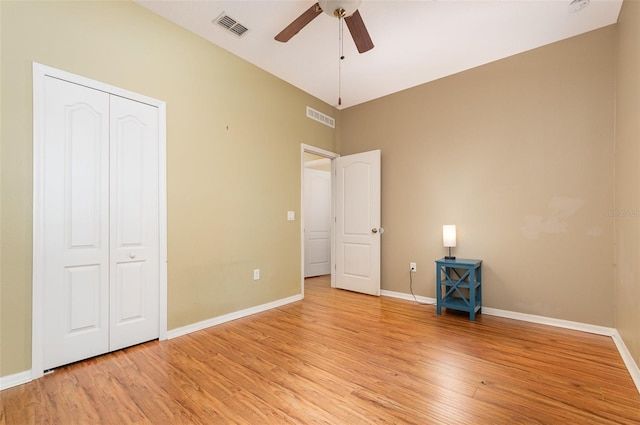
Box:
167, 294, 303, 339
381, 290, 639, 393
611, 330, 640, 393
0, 370, 32, 391
480, 306, 616, 337
381, 289, 436, 305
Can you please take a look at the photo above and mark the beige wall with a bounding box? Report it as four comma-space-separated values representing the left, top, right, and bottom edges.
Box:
340, 27, 616, 326
615, 1, 640, 365
0, 1, 336, 376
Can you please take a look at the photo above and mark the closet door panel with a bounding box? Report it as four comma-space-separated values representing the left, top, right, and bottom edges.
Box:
109, 95, 160, 351
42, 77, 110, 370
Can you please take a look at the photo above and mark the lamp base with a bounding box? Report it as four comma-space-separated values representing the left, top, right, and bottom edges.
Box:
445, 247, 455, 260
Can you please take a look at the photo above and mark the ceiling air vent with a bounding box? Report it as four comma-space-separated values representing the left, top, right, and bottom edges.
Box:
307, 106, 335, 128
214, 13, 249, 38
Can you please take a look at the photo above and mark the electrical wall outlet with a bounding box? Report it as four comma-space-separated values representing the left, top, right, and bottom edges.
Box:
410, 262, 417, 273
253, 269, 260, 280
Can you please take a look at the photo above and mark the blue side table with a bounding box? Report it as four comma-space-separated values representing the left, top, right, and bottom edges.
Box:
435, 258, 483, 321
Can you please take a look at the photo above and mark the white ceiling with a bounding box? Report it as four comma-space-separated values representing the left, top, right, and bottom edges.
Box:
135, 0, 622, 109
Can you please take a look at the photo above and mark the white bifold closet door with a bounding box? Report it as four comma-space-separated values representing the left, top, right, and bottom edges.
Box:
42, 77, 159, 370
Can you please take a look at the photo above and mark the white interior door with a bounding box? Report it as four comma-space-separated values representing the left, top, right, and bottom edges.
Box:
41, 76, 160, 370
335, 150, 381, 296
304, 166, 331, 277
43, 77, 111, 369
109, 96, 160, 351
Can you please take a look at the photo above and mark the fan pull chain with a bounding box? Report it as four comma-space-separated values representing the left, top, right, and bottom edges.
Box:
338, 15, 344, 106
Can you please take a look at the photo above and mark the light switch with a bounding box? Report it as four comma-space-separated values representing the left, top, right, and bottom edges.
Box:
287, 211, 295, 221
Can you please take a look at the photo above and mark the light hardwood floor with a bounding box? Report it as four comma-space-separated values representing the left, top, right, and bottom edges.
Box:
2, 275, 640, 424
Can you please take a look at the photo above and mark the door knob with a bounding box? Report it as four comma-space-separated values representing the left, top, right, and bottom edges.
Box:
129, 253, 136, 259
372, 227, 385, 234
372, 228, 377, 233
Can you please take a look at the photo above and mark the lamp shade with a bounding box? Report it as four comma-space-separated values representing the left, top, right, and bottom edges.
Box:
443, 225, 457, 248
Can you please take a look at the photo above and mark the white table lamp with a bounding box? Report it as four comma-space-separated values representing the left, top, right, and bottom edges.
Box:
443, 225, 456, 260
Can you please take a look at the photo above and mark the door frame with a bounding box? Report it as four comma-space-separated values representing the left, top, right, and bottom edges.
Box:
300, 144, 339, 295
31, 63, 168, 379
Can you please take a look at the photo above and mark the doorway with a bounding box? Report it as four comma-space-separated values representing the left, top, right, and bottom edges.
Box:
300, 145, 382, 297
304, 156, 331, 277
301, 144, 338, 295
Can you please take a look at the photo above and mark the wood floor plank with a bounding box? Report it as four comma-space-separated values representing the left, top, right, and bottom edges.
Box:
2, 275, 640, 424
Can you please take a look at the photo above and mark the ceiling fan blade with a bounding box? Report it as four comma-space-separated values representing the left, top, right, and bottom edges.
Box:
344, 9, 374, 53
275, 3, 322, 42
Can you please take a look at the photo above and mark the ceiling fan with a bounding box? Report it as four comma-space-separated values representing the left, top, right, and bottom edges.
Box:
274, 0, 374, 54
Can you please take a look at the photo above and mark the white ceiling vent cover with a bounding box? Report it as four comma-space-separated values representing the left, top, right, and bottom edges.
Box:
306, 106, 335, 128
214, 12, 249, 37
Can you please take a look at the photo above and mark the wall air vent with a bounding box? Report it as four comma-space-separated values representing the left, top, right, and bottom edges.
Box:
214, 13, 249, 38
306, 106, 335, 128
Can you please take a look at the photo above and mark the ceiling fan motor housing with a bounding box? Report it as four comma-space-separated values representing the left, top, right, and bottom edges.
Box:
318, 0, 363, 18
